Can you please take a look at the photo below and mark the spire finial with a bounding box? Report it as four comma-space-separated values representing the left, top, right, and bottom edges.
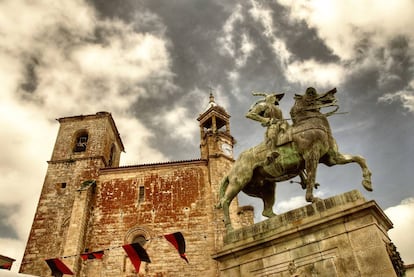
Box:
207, 86, 215, 104
209, 92, 215, 103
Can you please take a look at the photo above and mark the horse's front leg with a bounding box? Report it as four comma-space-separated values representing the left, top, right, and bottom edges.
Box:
324, 152, 372, 191
304, 154, 321, 203
349, 154, 372, 191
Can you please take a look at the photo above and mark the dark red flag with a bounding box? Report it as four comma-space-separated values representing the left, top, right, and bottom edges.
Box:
80, 250, 104, 261
122, 243, 151, 272
45, 258, 73, 276
164, 232, 189, 263
0, 263, 12, 269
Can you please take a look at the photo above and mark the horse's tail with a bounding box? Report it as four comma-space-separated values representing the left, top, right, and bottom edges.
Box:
215, 175, 229, 209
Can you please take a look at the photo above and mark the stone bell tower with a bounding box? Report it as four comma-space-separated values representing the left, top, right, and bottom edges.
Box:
20, 112, 124, 275
198, 93, 235, 160
197, 94, 250, 240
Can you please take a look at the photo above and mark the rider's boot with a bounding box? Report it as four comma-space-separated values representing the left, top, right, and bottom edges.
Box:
266, 151, 279, 165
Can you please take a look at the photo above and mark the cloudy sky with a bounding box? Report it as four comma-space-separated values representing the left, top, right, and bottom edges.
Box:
1, 0, 413, 271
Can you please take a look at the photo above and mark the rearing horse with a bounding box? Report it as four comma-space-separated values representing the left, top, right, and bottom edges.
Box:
216, 87, 372, 231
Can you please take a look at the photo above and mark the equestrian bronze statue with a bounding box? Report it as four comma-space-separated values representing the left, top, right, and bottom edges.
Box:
216, 87, 372, 231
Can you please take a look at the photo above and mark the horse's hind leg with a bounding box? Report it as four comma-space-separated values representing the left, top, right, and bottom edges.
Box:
304, 153, 320, 203
261, 180, 277, 218
221, 179, 242, 232
324, 152, 372, 191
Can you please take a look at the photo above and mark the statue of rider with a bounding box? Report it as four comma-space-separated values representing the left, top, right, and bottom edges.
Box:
246, 92, 288, 165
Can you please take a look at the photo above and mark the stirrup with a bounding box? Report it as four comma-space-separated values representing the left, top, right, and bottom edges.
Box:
265, 152, 279, 165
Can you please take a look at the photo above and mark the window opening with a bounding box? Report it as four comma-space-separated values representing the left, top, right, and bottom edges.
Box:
138, 186, 145, 204
123, 233, 147, 272
108, 144, 115, 167
74, 132, 88, 152
132, 235, 147, 247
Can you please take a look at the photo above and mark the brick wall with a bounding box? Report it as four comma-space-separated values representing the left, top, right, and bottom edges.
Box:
81, 161, 223, 276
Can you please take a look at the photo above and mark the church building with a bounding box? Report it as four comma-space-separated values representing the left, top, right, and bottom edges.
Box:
20, 95, 253, 276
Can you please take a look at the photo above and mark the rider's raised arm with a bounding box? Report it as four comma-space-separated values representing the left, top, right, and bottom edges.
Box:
246, 103, 269, 125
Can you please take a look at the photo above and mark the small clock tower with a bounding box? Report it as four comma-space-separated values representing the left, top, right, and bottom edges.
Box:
197, 93, 235, 160
197, 94, 246, 242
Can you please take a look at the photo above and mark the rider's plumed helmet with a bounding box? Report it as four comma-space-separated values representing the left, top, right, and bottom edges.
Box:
305, 87, 317, 98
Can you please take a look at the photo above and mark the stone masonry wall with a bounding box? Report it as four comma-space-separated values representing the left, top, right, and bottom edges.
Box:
20, 158, 103, 275
81, 161, 222, 276
20, 113, 120, 276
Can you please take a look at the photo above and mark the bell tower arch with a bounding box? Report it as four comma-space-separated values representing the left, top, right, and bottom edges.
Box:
51, 111, 124, 165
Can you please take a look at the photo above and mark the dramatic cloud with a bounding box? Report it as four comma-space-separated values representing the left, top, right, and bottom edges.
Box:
0, 0, 176, 269
218, 4, 245, 60
286, 59, 346, 87
378, 81, 414, 113
278, 0, 414, 60
385, 198, 414, 264
154, 106, 198, 142
249, 0, 291, 66
0, 0, 175, 162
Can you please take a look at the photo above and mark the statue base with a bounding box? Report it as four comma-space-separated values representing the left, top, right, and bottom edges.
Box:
213, 190, 402, 276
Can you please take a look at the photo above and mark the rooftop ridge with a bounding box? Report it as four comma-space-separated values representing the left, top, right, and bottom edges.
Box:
100, 158, 207, 172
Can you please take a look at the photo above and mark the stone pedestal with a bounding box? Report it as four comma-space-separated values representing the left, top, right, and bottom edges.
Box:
213, 190, 400, 277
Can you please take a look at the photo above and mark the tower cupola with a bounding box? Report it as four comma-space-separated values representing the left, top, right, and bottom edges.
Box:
197, 94, 234, 159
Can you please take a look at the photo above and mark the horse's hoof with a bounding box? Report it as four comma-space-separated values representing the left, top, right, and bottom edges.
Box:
306, 195, 321, 203
262, 211, 277, 218
312, 197, 322, 203
362, 180, 373, 191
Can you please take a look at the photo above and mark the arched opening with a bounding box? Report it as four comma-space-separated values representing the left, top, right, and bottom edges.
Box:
73, 130, 88, 152
132, 234, 147, 247
123, 227, 150, 273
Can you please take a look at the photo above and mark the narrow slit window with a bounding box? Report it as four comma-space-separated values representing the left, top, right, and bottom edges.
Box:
108, 144, 115, 167
138, 186, 145, 204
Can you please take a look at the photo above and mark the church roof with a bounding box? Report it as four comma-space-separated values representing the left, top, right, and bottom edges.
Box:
100, 158, 208, 173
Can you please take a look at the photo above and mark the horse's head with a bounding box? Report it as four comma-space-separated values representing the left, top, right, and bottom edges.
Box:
291, 87, 338, 122
294, 87, 337, 106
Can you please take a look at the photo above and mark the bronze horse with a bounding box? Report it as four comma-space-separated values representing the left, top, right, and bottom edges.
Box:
216, 88, 372, 231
